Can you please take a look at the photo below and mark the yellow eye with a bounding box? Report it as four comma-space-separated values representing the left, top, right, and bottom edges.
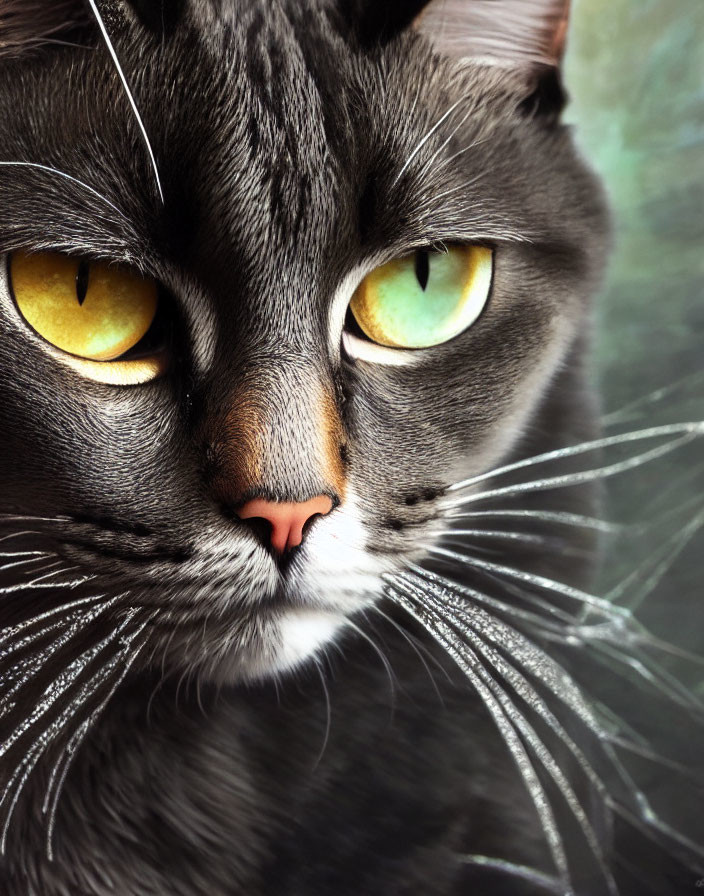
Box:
349, 245, 493, 349
9, 251, 158, 362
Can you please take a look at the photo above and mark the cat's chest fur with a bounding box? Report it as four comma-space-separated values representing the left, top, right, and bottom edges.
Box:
14, 631, 549, 896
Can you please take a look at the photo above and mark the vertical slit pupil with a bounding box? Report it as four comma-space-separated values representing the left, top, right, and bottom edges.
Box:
75, 260, 90, 306
415, 250, 430, 291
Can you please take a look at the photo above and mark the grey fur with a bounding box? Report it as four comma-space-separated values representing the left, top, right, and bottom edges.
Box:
0, 1, 698, 894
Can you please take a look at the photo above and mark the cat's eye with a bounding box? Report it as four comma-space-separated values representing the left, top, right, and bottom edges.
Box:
348, 245, 493, 349
8, 251, 165, 385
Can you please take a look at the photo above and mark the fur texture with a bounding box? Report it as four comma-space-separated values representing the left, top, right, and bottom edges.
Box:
0, 2, 700, 894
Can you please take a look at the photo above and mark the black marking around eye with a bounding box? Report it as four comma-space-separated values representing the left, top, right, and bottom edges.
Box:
415, 250, 429, 291
75, 260, 90, 306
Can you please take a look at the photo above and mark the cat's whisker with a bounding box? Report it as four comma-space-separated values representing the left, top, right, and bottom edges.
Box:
393, 96, 470, 186
0, 161, 127, 220
0, 530, 43, 545
391, 582, 653, 891
425, 549, 704, 697
26, 563, 88, 587
456, 855, 565, 895
43, 615, 155, 860
388, 588, 571, 885
370, 603, 454, 694
0, 554, 54, 575
311, 658, 332, 772
402, 564, 577, 634
0, 550, 51, 559
0, 613, 150, 856
428, 545, 629, 620
434, 527, 556, 547
395, 566, 704, 828
446, 422, 704, 497
0, 573, 98, 595
0, 593, 111, 648
603, 770, 704, 872
85, 0, 164, 204
0, 609, 139, 762
586, 639, 704, 718
433, 529, 589, 557
608, 733, 704, 785
392, 572, 604, 733
443, 509, 623, 535
0, 597, 126, 716
601, 369, 704, 428
344, 616, 397, 705
603, 507, 704, 611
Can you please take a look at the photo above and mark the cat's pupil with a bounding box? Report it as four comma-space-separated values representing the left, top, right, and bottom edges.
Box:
415, 250, 430, 291
75, 259, 90, 307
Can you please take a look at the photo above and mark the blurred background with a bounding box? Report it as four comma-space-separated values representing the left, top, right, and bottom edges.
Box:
560, 2, 704, 873
567, 0, 703, 406
564, 0, 703, 657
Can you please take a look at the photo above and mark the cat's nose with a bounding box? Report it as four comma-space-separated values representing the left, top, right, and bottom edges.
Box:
236, 496, 334, 555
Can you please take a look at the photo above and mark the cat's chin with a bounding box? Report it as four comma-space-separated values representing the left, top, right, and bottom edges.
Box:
238, 608, 349, 683
186, 607, 349, 685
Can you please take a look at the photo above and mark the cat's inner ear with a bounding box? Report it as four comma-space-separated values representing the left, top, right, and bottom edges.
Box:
413, 0, 570, 68
413, 0, 570, 119
0, 0, 90, 59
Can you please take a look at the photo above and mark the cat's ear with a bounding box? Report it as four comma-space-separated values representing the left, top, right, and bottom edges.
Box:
413, 0, 570, 120
413, 0, 569, 69
0, 0, 89, 59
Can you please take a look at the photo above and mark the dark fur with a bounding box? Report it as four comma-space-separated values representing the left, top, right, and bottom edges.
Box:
0, 2, 695, 894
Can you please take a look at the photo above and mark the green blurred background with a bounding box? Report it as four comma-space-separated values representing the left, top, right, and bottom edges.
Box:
564, 1, 703, 657
566, 0, 703, 408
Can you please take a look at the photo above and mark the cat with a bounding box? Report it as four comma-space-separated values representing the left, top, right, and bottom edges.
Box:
0, 1, 702, 894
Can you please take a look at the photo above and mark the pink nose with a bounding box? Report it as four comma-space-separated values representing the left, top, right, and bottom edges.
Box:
236, 495, 334, 555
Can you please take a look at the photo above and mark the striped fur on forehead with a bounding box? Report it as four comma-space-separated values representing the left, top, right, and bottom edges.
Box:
414, 0, 570, 67
0, 0, 88, 58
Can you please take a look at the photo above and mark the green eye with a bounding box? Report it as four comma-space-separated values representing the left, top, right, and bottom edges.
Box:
349, 245, 493, 349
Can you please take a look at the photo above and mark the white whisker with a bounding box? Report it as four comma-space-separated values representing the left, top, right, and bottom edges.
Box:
43, 616, 154, 859
0, 530, 43, 544
392, 591, 571, 885
344, 617, 397, 704
393, 97, 468, 185
0, 161, 128, 219
444, 509, 622, 534
312, 659, 331, 772
428, 545, 629, 619
0, 593, 111, 646
391, 582, 620, 891
0, 573, 97, 595
0, 550, 50, 559
0, 600, 123, 716
0, 554, 54, 574
86, 0, 164, 203
456, 855, 565, 894
447, 423, 704, 495
0, 616, 148, 855
604, 508, 704, 611
0, 610, 138, 761
601, 370, 704, 427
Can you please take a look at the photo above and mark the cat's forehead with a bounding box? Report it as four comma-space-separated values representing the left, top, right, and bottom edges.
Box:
0, 0, 579, 318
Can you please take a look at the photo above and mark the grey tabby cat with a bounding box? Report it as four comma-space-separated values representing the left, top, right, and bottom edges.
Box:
0, 1, 702, 894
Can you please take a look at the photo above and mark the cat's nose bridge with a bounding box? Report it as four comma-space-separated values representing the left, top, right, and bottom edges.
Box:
203, 360, 347, 513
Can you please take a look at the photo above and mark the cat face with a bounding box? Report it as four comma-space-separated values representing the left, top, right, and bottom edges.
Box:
0, 0, 608, 681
